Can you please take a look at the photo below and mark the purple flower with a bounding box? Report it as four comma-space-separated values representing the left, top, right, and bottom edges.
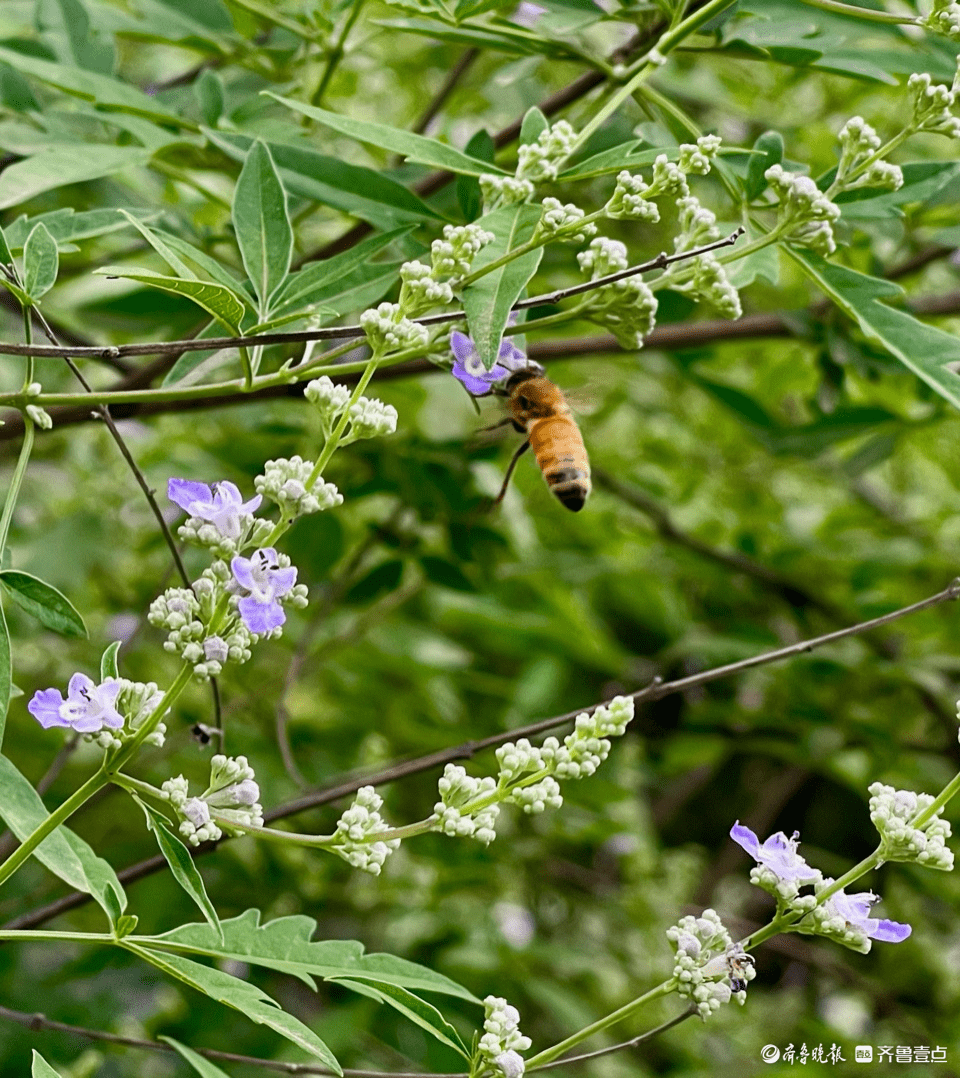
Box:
730, 821, 821, 883
824, 889, 912, 943
450, 330, 529, 395
231, 548, 297, 634
28, 673, 123, 733
168, 478, 262, 540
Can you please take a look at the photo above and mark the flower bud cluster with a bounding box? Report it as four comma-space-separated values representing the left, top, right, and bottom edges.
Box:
764, 164, 841, 256
674, 196, 721, 252
148, 587, 204, 654
516, 119, 577, 182
535, 197, 598, 244
477, 996, 532, 1078
399, 261, 455, 316
672, 253, 742, 319
495, 696, 635, 815
162, 756, 263, 846
431, 223, 496, 279
833, 117, 903, 193
332, 786, 400, 875
108, 679, 167, 749
25, 404, 52, 430
678, 134, 722, 175
577, 238, 658, 349
255, 456, 343, 519
605, 170, 659, 222
667, 910, 747, 1018
908, 72, 960, 138
432, 764, 500, 843
480, 174, 535, 209
360, 302, 430, 355
922, 0, 960, 41
347, 397, 398, 440
304, 375, 350, 419
868, 782, 954, 870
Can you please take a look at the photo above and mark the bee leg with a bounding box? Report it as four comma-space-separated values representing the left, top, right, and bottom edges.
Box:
479, 417, 516, 433
492, 439, 531, 507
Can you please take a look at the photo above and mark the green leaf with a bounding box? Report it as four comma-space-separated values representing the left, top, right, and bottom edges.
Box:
264, 93, 510, 177
0, 755, 127, 922
150, 908, 479, 1000
2, 208, 157, 251
745, 130, 783, 201
270, 227, 413, 317
519, 106, 548, 146
345, 559, 405, 603
0, 570, 86, 638
232, 140, 292, 310
0, 145, 152, 211
0, 604, 10, 748
462, 203, 543, 369
457, 129, 495, 221
93, 268, 244, 333
332, 978, 470, 1059
195, 68, 224, 127
0, 224, 12, 266
161, 318, 245, 387
161, 1037, 231, 1078
135, 796, 223, 943
0, 44, 184, 124
31, 1052, 63, 1078
22, 223, 59, 301
835, 161, 960, 220
206, 129, 442, 229
100, 641, 121, 682
421, 555, 475, 591
126, 945, 342, 1074
0, 62, 41, 111
788, 249, 960, 412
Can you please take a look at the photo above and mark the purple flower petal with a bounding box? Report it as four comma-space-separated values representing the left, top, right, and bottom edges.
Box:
266, 565, 298, 597
28, 688, 70, 729
238, 596, 286, 634
231, 554, 257, 591
730, 821, 761, 859
870, 919, 912, 943
826, 889, 911, 943
450, 331, 475, 364
168, 478, 212, 513
730, 821, 820, 883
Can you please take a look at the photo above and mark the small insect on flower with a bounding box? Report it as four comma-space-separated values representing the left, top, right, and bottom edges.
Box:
450, 331, 591, 513
726, 950, 755, 993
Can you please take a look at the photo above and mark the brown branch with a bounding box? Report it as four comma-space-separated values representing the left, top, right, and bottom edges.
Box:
8, 578, 958, 932
413, 48, 480, 135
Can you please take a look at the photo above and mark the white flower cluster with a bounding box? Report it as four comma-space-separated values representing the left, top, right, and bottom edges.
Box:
360, 302, 430, 355
516, 119, 577, 182
161, 757, 263, 846
347, 397, 398, 440
495, 696, 635, 814
908, 71, 960, 138
868, 782, 954, 870
305, 374, 350, 419
536, 197, 597, 244
605, 170, 659, 222
764, 164, 841, 256
431, 223, 496, 279
255, 456, 343, 518
480, 174, 535, 209
577, 238, 658, 349
399, 261, 455, 316
675, 254, 742, 320
332, 786, 400, 875
175, 508, 261, 560
191, 628, 253, 680
921, 0, 960, 43
477, 996, 532, 1078
833, 117, 903, 193
674, 195, 721, 252
649, 154, 690, 199
678, 134, 722, 175
667, 910, 750, 1018
148, 587, 204, 653
433, 764, 500, 843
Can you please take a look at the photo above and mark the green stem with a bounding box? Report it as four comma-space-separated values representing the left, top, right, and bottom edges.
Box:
0, 930, 115, 944
312, 0, 366, 106
526, 979, 678, 1068
0, 767, 110, 889
826, 129, 912, 199
572, 0, 738, 155
459, 237, 543, 288
795, 0, 918, 24
227, 0, 323, 41
910, 770, 960, 829
0, 308, 37, 560
111, 773, 167, 803
224, 820, 337, 846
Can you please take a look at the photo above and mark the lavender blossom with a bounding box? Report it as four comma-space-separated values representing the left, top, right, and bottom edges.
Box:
450, 330, 529, 395
822, 889, 912, 944
231, 548, 298, 633
28, 673, 123, 733
730, 821, 822, 884
168, 478, 262, 540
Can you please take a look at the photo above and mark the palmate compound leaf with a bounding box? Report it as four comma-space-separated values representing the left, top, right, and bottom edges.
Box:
124, 944, 342, 1074
0, 755, 126, 924
788, 249, 960, 413
462, 203, 544, 369
149, 908, 479, 1001
92, 268, 245, 335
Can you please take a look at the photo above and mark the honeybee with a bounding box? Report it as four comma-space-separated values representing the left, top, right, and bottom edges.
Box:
492, 369, 591, 513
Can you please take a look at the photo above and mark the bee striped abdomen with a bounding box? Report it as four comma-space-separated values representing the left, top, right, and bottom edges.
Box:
529, 414, 591, 512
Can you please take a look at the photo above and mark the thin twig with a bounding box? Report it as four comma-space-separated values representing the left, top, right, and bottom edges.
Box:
0, 1003, 463, 1077
0, 231, 744, 363
8, 578, 958, 931
532, 1006, 697, 1070
413, 48, 480, 135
